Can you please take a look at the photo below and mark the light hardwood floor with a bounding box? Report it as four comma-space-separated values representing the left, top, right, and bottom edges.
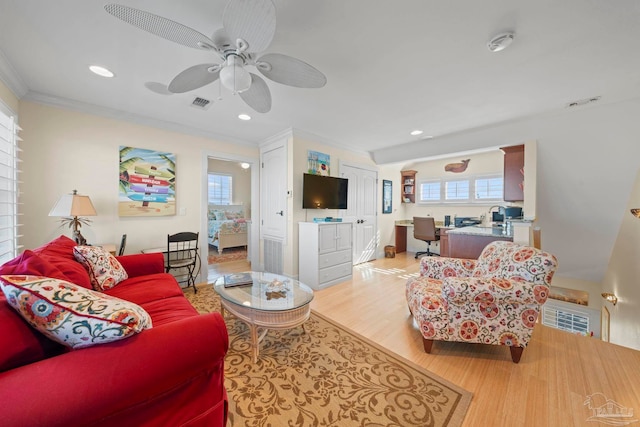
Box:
207, 253, 640, 427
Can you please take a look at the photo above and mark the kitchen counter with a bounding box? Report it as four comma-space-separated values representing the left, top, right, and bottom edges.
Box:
445, 226, 513, 259
446, 225, 513, 238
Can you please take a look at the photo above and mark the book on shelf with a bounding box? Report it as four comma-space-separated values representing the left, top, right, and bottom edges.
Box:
223, 272, 254, 288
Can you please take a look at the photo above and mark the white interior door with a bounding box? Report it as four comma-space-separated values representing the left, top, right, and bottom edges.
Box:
261, 144, 287, 241
340, 164, 377, 264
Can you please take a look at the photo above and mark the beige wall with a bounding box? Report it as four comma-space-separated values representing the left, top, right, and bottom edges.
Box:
287, 133, 375, 277
19, 101, 258, 257
207, 158, 252, 217
601, 168, 640, 350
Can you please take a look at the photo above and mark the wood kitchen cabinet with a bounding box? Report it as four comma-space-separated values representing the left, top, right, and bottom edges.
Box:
439, 228, 449, 257
401, 170, 417, 203
501, 144, 524, 202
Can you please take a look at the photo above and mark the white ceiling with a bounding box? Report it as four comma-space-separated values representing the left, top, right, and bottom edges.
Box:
1, 0, 640, 159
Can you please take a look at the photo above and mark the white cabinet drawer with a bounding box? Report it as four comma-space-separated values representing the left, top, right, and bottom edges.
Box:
319, 262, 352, 284
319, 249, 352, 269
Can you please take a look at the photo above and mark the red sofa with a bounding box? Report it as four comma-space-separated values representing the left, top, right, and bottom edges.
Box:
0, 236, 229, 427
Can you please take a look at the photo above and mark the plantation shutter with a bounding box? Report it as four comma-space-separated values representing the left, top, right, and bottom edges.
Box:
0, 106, 21, 264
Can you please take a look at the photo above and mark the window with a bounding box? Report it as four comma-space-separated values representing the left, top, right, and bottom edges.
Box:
445, 180, 469, 201
541, 304, 590, 335
208, 173, 232, 205
419, 180, 441, 202
0, 106, 20, 265
418, 173, 504, 204
475, 175, 503, 201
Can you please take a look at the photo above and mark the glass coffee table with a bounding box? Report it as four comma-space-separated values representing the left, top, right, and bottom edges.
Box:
213, 271, 314, 362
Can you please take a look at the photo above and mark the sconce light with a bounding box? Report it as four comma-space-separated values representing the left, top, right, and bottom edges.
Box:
601, 292, 618, 306
240, 162, 250, 169
631, 209, 640, 218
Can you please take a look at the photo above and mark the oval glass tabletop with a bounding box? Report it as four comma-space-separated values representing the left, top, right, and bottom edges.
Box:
214, 271, 314, 311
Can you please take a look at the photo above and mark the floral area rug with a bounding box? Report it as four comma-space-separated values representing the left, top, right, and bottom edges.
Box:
184, 284, 472, 427
207, 246, 247, 264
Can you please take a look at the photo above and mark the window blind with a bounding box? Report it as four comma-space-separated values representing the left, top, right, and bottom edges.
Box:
0, 107, 21, 265
208, 173, 233, 205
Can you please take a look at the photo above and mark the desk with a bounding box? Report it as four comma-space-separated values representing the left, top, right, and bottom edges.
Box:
445, 226, 513, 259
394, 221, 453, 255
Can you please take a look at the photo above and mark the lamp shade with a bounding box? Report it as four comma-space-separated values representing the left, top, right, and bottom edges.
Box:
49, 190, 97, 217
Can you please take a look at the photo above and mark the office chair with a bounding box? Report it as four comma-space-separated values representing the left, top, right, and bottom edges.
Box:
413, 217, 439, 258
166, 232, 200, 293
118, 234, 127, 256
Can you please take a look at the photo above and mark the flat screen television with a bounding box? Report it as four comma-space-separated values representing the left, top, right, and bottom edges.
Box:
302, 173, 349, 209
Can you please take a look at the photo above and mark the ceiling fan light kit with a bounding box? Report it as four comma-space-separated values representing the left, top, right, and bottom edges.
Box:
220, 55, 252, 93
105, 0, 326, 113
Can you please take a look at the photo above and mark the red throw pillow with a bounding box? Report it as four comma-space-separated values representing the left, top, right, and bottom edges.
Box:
32, 236, 92, 289
0, 250, 67, 280
0, 250, 70, 371
0, 293, 65, 372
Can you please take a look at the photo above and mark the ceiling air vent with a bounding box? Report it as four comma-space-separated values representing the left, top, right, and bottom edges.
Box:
191, 96, 212, 110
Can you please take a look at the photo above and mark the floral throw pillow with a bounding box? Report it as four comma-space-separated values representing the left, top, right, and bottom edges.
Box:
0, 275, 152, 349
73, 246, 128, 291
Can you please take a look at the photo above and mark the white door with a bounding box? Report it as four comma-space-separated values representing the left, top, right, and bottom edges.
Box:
340, 164, 377, 264
261, 143, 287, 241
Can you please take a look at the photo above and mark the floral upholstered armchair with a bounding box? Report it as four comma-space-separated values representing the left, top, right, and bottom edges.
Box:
406, 240, 558, 363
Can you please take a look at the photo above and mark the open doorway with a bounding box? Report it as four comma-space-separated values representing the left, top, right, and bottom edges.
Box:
206, 157, 252, 279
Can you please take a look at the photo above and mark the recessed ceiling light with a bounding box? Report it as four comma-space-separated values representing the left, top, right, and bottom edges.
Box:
238, 114, 251, 121
487, 32, 515, 52
89, 65, 115, 78
410, 130, 423, 136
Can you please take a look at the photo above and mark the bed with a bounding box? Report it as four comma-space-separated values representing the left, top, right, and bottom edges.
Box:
208, 204, 249, 254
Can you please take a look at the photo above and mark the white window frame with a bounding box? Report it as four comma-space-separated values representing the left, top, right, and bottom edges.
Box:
0, 103, 20, 265
207, 173, 233, 205
418, 179, 441, 202
418, 173, 504, 205
474, 174, 504, 202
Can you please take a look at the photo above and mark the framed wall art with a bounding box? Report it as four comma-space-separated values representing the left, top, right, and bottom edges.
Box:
382, 179, 392, 214
119, 146, 176, 217
307, 150, 330, 176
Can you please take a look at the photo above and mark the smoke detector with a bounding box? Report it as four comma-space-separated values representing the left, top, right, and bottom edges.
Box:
487, 32, 515, 52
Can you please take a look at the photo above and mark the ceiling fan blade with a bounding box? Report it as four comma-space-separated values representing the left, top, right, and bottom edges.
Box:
168, 64, 220, 93
256, 53, 326, 88
223, 0, 276, 53
144, 82, 173, 95
239, 73, 272, 113
105, 4, 217, 50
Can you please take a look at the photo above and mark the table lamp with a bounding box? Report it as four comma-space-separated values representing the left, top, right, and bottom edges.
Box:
49, 190, 97, 245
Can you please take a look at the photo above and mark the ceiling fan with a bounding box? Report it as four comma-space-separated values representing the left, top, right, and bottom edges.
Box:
105, 0, 326, 113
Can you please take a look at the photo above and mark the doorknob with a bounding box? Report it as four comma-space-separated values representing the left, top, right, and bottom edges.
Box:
276, 211, 284, 216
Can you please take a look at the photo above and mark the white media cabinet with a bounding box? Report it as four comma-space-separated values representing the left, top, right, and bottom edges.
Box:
298, 222, 353, 290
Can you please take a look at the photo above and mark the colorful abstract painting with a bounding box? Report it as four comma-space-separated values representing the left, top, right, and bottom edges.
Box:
119, 146, 176, 217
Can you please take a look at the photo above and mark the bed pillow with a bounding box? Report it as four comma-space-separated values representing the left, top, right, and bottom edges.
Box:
0, 275, 152, 349
214, 210, 226, 220
73, 246, 128, 291
225, 210, 243, 220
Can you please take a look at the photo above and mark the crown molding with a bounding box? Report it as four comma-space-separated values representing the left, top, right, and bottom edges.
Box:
0, 49, 28, 98
22, 91, 256, 148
